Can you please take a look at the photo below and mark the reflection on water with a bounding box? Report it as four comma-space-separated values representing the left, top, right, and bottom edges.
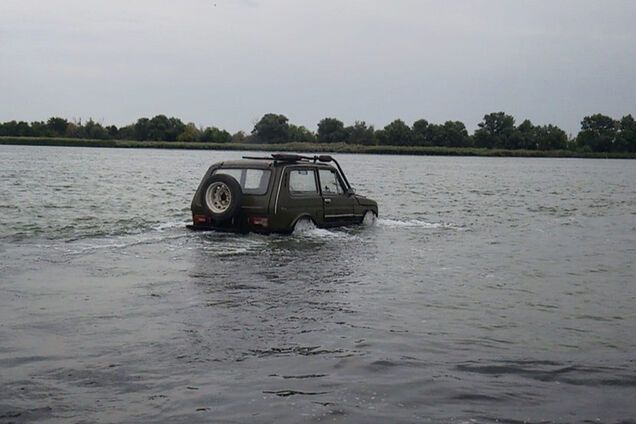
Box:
1, 146, 635, 423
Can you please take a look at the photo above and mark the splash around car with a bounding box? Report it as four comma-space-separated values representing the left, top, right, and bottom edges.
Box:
187, 153, 378, 234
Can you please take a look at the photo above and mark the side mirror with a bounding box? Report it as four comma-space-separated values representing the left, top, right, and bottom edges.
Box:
346, 187, 356, 196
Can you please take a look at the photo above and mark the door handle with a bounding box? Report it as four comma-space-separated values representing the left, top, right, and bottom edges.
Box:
324, 198, 331, 204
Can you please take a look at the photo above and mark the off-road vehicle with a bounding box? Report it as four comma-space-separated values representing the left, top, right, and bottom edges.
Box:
188, 154, 378, 233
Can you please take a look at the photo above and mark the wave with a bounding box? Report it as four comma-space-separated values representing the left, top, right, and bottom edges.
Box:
376, 218, 460, 229
291, 219, 356, 239
152, 220, 189, 232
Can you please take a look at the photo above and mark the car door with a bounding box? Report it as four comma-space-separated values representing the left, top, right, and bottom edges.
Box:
275, 167, 324, 228
317, 168, 355, 226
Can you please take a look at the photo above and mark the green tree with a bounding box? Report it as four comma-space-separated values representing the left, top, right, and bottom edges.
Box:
133, 118, 150, 141
117, 124, 136, 140
145, 115, 185, 141
412, 119, 432, 146
30, 121, 47, 137
317, 117, 347, 143
177, 122, 201, 142
535, 124, 568, 150
440, 121, 470, 147
0, 120, 32, 137
378, 119, 412, 146
614, 115, 636, 152
577, 114, 617, 152
106, 125, 119, 139
47, 117, 69, 137
288, 124, 316, 143
200, 126, 231, 143
345, 121, 376, 145
513, 119, 536, 150
252, 113, 290, 143
82, 119, 109, 139
474, 112, 515, 148
231, 131, 247, 143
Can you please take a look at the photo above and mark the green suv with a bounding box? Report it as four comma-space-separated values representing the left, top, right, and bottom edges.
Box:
188, 154, 378, 234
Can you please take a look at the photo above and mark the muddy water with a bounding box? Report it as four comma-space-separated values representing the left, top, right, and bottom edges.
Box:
1, 146, 635, 423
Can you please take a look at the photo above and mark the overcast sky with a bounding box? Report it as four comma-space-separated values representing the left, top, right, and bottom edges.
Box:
1, 0, 635, 134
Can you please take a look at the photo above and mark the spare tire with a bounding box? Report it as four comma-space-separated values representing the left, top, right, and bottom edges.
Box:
200, 174, 242, 222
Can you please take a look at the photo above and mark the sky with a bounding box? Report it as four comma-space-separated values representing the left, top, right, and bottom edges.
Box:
1, 0, 635, 134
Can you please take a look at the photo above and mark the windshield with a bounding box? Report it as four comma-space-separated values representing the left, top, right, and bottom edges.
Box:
213, 168, 271, 195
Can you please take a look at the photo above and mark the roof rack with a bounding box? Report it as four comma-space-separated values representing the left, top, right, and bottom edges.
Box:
241, 153, 352, 190
242, 153, 332, 163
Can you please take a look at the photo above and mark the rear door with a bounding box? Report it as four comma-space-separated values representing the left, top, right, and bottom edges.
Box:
317, 168, 355, 226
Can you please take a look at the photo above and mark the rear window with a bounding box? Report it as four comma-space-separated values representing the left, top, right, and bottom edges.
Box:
213, 168, 271, 195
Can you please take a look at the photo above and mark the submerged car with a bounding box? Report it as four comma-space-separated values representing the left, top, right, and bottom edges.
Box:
188, 153, 378, 234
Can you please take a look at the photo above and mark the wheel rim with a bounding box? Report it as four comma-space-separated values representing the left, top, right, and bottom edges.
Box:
205, 182, 232, 214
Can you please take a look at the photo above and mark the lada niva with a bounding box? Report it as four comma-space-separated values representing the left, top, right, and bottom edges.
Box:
188, 154, 378, 234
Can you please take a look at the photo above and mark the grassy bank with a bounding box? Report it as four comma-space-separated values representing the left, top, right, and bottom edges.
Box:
1, 136, 633, 159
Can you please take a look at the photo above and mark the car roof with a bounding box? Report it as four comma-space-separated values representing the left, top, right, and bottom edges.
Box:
213, 158, 336, 170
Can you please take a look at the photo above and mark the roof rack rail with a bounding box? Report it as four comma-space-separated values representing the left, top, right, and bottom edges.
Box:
242, 155, 273, 161
240, 153, 352, 190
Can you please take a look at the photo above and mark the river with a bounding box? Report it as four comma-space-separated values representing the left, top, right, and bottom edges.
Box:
1, 145, 635, 423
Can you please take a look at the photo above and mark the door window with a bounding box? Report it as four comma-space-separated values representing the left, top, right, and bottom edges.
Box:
289, 169, 318, 195
318, 169, 344, 195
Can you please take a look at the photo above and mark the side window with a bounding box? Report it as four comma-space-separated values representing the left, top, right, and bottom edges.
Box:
318, 169, 343, 195
213, 168, 271, 195
244, 169, 269, 193
216, 168, 242, 182
288, 169, 317, 195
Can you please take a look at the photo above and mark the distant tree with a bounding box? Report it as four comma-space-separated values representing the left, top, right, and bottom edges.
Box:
65, 122, 80, 138
106, 125, 119, 139
513, 119, 536, 150
378, 119, 412, 146
577, 114, 617, 152
535, 124, 568, 150
144, 115, 185, 141
440, 121, 470, 147
231, 130, 247, 143
474, 112, 515, 149
615, 115, 636, 152
412, 119, 432, 146
289, 124, 316, 142
0, 120, 33, 137
82, 119, 109, 139
177, 122, 201, 142
200, 126, 231, 143
317, 118, 347, 143
345, 121, 376, 145
117, 124, 136, 140
133, 118, 150, 141
30, 121, 47, 137
147, 115, 170, 141
252, 113, 290, 143
427, 124, 445, 146
47, 117, 69, 137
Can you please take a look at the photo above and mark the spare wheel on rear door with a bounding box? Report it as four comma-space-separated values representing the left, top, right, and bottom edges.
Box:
200, 174, 242, 222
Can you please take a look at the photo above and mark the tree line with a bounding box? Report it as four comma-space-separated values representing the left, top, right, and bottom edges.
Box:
0, 112, 634, 153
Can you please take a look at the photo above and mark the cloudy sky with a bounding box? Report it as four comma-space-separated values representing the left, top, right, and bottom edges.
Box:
1, 0, 634, 134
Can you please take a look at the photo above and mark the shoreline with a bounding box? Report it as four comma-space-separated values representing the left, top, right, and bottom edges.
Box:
1, 136, 633, 159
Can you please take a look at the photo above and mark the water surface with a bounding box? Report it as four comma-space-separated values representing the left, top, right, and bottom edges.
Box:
1, 146, 635, 423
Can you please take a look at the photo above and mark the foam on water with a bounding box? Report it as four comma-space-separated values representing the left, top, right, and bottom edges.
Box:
291, 218, 355, 239
376, 218, 458, 229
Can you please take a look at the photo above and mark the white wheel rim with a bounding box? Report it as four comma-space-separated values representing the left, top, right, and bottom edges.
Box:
205, 182, 232, 214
